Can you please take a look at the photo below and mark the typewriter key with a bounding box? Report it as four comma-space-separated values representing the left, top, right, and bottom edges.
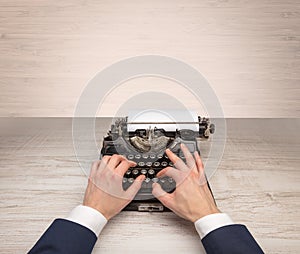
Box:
153, 162, 160, 167
144, 177, 151, 183
157, 154, 163, 159
169, 162, 174, 166
128, 178, 134, 183
161, 161, 168, 167
132, 169, 139, 175
135, 154, 141, 159
168, 177, 174, 183
142, 154, 149, 159
125, 170, 131, 176
150, 154, 156, 159
152, 178, 159, 183
141, 182, 146, 189
148, 169, 155, 175
140, 169, 147, 175
128, 154, 134, 160
146, 162, 152, 167
138, 162, 145, 167
122, 178, 128, 183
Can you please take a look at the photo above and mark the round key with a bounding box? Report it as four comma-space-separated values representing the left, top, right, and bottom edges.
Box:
168, 177, 174, 183
160, 178, 166, 183
135, 154, 141, 159
164, 154, 169, 159
140, 169, 147, 175
125, 170, 131, 176
141, 181, 147, 188
161, 161, 168, 167
148, 169, 155, 175
128, 154, 134, 160
142, 154, 149, 159
153, 162, 160, 167
152, 178, 159, 183
150, 154, 156, 159
128, 178, 134, 183
132, 169, 139, 175
169, 162, 174, 166
146, 161, 152, 167
157, 154, 163, 159
138, 161, 145, 167
144, 177, 151, 183
122, 178, 128, 183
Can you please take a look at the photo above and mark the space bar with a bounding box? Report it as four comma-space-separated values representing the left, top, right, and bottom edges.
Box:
135, 192, 155, 200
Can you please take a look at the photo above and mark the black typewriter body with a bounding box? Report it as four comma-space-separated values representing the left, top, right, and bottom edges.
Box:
100, 116, 214, 212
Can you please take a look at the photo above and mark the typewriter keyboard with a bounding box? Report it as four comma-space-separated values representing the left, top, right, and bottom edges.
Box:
121, 152, 185, 195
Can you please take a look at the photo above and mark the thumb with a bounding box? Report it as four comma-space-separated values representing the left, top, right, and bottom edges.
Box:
152, 183, 173, 208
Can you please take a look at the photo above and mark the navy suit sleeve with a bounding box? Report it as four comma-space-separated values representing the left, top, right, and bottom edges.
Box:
202, 224, 264, 254
28, 219, 97, 254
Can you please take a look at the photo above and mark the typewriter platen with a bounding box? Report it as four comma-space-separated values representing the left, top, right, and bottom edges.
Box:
100, 115, 215, 212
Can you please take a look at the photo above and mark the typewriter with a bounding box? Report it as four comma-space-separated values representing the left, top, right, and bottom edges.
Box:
100, 112, 215, 212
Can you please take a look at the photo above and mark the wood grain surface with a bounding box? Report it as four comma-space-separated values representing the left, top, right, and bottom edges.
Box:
0, 118, 299, 253
0, 0, 299, 117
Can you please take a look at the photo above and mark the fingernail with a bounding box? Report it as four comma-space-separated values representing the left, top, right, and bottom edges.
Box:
138, 175, 146, 181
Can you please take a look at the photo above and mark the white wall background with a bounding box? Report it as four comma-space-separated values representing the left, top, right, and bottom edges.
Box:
0, 0, 299, 117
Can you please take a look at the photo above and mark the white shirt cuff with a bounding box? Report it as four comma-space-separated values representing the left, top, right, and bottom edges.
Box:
65, 205, 107, 237
194, 213, 234, 239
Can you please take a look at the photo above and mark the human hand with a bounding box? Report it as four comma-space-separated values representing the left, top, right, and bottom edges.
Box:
152, 144, 220, 222
83, 155, 145, 220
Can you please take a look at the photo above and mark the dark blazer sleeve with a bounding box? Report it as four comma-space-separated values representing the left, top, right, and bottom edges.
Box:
28, 219, 97, 254
202, 224, 264, 254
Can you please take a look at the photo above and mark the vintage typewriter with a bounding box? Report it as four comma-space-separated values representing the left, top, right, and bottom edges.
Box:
100, 112, 215, 212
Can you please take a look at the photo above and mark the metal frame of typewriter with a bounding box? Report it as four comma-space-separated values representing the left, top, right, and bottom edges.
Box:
100, 116, 215, 212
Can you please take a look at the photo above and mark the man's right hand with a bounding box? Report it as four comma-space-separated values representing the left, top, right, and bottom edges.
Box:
152, 144, 220, 222
83, 155, 145, 220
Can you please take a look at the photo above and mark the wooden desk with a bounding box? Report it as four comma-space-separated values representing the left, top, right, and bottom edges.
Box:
0, 118, 299, 253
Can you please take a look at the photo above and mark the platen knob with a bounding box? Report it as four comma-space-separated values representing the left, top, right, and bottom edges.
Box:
210, 124, 215, 134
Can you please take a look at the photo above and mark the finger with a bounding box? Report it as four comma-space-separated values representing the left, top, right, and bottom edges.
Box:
166, 149, 188, 171
98, 155, 111, 172
156, 167, 181, 182
194, 151, 206, 185
115, 159, 137, 176
125, 175, 145, 199
107, 154, 127, 169
165, 148, 180, 164
194, 151, 204, 172
180, 143, 197, 171
152, 183, 173, 208
89, 160, 101, 179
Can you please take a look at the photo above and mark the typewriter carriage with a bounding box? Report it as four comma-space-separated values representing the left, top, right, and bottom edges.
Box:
101, 116, 214, 155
